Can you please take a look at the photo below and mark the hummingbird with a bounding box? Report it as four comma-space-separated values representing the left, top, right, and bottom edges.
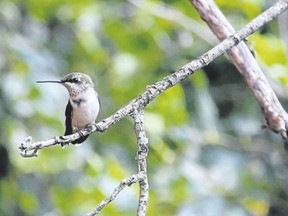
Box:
37, 72, 100, 145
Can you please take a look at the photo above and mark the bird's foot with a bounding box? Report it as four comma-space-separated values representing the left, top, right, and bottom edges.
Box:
76, 129, 85, 137
85, 123, 94, 132
59, 136, 70, 147
95, 124, 105, 132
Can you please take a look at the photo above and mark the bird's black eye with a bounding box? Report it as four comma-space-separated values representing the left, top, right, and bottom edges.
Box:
70, 78, 79, 83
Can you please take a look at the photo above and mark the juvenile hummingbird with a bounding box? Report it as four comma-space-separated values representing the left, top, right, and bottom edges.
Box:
37, 72, 100, 144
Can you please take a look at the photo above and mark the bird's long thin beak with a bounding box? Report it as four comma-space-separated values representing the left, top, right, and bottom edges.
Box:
36, 80, 63, 84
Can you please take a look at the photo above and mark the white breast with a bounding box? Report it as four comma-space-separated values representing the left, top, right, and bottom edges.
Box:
70, 88, 100, 131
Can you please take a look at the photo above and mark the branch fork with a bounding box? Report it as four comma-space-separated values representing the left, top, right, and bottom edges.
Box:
85, 107, 149, 216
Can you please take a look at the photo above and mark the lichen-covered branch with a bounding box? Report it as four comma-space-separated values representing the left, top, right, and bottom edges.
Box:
190, 0, 288, 137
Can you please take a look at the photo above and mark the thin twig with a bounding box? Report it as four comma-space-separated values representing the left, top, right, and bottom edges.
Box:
85, 173, 144, 216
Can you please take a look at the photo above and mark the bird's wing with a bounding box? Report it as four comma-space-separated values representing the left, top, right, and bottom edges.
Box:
64, 100, 73, 136
64, 99, 89, 144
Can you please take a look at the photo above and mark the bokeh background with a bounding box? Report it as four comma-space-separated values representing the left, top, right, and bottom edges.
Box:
1, 0, 288, 215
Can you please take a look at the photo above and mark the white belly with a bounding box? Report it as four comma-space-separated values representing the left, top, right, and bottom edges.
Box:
70, 89, 100, 132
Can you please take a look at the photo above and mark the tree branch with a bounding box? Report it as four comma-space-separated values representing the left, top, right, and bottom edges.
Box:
278, 8, 288, 52
84, 108, 149, 215
19, 0, 288, 157
189, 0, 288, 138
132, 108, 149, 216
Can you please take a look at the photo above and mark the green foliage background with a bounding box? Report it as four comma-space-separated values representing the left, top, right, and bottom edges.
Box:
0, 0, 288, 215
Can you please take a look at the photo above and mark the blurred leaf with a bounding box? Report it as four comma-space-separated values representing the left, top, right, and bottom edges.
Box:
27, 86, 41, 99
250, 34, 287, 65
19, 192, 38, 214
148, 85, 189, 126
243, 197, 268, 216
